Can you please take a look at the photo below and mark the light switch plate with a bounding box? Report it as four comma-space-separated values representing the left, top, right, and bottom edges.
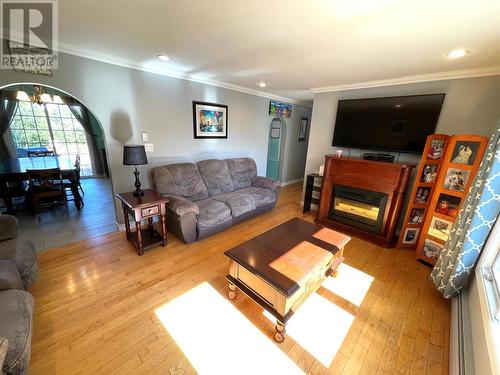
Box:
144, 143, 154, 152
141, 132, 149, 142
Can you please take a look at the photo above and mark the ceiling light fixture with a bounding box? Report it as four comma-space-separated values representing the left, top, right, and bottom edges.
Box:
258, 82, 267, 88
446, 49, 468, 59
157, 54, 171, 62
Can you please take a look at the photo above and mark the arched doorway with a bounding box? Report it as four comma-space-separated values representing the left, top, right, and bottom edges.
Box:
266, 117, 286, 180
0, 83, 116, 250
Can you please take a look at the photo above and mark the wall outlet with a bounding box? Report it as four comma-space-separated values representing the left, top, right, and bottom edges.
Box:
144, 143, 154, 152
141, 132, 149, 142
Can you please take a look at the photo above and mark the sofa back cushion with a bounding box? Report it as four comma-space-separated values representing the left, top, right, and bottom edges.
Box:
197, 159, 235, 196
151, 163, 208, 201
225, 158, 257, 189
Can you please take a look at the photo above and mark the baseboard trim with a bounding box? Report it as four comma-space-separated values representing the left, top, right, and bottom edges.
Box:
281, 178, 303, 187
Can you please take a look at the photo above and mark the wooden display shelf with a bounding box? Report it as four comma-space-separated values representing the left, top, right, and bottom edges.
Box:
397, 134, 450, 249
415, 134, 489, 265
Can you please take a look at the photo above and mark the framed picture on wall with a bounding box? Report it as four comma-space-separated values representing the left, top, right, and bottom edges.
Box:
269, 100, 292, 118
298, 117, 308, 141
192, 101, 228, 139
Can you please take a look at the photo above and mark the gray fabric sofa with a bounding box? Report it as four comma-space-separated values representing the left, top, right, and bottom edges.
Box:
0, 215, 37, 375
152, 158, 280, 243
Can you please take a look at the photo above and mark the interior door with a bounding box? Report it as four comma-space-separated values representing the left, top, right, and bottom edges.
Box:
266, 118, 284, 180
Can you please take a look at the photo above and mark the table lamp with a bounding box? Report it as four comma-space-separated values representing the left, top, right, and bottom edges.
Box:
123, 145, 148, 196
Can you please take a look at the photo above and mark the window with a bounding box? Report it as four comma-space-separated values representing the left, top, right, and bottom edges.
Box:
10, 99, 93, 176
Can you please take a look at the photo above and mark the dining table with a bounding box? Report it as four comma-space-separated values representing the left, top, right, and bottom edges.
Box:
0, 155, 83, 213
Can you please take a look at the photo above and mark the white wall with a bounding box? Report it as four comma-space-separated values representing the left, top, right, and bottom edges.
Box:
0, 50, 311, 222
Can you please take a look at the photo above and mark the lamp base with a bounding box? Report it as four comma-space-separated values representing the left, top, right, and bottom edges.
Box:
133, 190, 144, 197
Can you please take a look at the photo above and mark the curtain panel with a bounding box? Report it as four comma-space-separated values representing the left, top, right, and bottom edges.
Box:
61, 96, 105, 176
431, 124, 500, 298
0, 91, 19, 161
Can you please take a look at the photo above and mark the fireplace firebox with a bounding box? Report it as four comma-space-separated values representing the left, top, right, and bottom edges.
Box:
329, 185, 388, 234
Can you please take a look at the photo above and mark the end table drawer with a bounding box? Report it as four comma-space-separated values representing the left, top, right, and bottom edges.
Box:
141, 205, 159, 218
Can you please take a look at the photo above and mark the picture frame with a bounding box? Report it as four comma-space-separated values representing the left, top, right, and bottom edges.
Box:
402, 228, 420, 244
414, 187, 431, 204
435, 193, 461, 218
420, 164, 438, 183
427, 139, 445, 160
428, 216, 453, 242
298, 117, 308, 141
450, 141, 480, 165
269, 100, 292, 118
408, 208, 425, 224
192, 101, 228, 139
443, 168, 471, 192
422, 239, 443, 261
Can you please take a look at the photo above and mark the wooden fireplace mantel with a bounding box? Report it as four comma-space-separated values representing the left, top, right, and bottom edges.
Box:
317, 156, 415, 247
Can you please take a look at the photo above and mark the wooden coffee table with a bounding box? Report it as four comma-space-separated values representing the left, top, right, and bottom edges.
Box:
225, 217, 351, 342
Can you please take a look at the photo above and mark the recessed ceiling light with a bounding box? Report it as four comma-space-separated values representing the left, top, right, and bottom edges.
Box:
394, 104, 402, 108
447, 49, 468, 59
157, 54, 171, 62
258, 82, 266, 88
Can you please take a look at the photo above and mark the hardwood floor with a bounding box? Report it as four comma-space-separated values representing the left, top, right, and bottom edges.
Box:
16, 178, 116, 251
28, 182, 450, 374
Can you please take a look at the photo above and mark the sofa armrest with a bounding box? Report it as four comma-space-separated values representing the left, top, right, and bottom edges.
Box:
0, 337, 8, 372
0, 215, 17, 242
251, 176, 281, 192
0, 260, 24, 291
165, 195, 200, 216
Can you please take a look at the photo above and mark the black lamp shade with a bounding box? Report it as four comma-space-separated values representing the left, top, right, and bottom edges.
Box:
123, 145, 148, 166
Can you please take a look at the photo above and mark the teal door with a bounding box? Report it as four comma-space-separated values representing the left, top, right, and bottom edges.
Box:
266, 118, 284, 180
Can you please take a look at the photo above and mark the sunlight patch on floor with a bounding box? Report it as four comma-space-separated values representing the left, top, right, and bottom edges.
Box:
321, 263, 374, 307
264, 291, 354, 368
155, 282, 304, 375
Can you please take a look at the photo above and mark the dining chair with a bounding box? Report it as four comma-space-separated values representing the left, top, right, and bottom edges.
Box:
0, 175, 28, 214
26, 168, 68, 220
74, 154, 84, 195
27, 150, 55, 157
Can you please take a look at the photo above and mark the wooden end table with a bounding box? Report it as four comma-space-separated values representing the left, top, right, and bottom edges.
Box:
224, 217, 351, 342
115, 189, 168, 256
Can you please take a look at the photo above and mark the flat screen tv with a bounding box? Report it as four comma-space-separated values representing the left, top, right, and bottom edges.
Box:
332, 94, 445, 154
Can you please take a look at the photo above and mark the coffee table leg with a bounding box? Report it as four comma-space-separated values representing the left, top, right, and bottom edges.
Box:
228, 282, 238, 300
274, 321, 286, 343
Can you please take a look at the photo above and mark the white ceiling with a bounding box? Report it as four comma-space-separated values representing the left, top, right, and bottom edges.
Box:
53, 0, 500, 102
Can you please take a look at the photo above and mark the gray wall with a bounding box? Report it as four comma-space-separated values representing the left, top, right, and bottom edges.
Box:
303, 75, 500, 227
0, 50, 311, 222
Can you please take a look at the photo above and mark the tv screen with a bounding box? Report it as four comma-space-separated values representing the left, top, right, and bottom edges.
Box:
332, 94, 445, 154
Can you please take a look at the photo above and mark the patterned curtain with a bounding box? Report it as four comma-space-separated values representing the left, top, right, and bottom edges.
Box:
431, 124, 500, 298
0, 91, 19, 161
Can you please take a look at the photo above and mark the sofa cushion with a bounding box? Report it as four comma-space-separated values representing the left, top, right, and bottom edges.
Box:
193, 198, 232, 229
0, 290, 34, 375
238, 187, 277, 207
197, 159, 235, 196
0, 260, 24, 291
225, 158, 257, 189
0, 239, 37, 289
211, 192, 255, 218
152, 163, 208, 201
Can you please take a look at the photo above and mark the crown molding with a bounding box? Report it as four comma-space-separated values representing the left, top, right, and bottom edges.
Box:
311, 66, 500, 93
56, 41, 310, 106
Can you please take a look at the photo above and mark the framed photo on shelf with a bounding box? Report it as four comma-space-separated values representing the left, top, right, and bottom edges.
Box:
422, 239, 443, 261
192, 101, 228, 139
298, 117, 308, 141
427, 139, 445, 159
420, 164, 438, 183
402, 228, 420, 244
443, 168, 470, 192
451, 141, 480, 165
428, 216, 453, 242
435, 193, 461, 218
414, 187, 431, 204
408, 208, 425, 224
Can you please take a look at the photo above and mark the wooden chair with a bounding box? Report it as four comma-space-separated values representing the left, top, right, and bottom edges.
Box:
27, 150, 55, 157
74, 154, 84, 195
64, 155, 84, 206
26, 168, 68, 220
